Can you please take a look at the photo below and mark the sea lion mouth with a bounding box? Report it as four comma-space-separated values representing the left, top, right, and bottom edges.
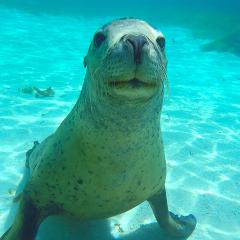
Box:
106, 77, 159, 101
108, 78, 157, 89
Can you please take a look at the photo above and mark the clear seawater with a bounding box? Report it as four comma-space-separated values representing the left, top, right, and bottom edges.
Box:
0, 2, 239, 240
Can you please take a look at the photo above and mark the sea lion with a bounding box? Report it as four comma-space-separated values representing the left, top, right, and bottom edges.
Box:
1, 18, 196, 240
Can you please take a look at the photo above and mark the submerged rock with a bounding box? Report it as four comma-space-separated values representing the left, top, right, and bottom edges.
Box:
20, 86, 55, 98
202, 29, 240, 56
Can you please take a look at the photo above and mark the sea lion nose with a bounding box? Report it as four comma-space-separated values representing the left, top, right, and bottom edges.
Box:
125, 34, 148, 64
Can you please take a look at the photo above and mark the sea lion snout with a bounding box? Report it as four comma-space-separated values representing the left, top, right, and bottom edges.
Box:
123, 34, 148, 64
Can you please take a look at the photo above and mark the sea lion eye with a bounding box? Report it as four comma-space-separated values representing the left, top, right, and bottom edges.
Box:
94, 32, 106, 48
156, 36, 165, 50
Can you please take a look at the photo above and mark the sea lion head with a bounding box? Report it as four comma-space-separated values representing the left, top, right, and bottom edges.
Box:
84, 18, 167, 105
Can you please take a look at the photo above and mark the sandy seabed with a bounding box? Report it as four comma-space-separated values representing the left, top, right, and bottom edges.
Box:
0, 7, 239, 240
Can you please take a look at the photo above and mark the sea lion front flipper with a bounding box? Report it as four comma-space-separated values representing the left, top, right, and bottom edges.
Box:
0, 227, 12, 240
148, 187, 197, 238
25, 141, 40, 168
0, 194, 43, 240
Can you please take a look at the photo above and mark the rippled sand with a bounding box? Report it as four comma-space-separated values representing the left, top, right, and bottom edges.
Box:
0, 7, 239, 240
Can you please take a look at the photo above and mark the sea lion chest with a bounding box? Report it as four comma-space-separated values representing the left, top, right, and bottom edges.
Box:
28, 116, 166, 219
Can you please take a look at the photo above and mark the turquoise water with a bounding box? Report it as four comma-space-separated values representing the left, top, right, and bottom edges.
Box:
0, 4, 240, 240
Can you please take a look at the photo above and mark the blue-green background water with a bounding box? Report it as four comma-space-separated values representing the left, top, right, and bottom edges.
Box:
0, 1, 239, 239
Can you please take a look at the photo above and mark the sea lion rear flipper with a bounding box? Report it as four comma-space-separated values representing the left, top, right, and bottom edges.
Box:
0, 227, 12, 240
0, 193, 44, 240
148, 187, 197, 238
25, 141, 40, 168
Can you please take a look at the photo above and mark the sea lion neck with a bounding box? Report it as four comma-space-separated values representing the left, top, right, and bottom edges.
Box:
75, 79, 162, 131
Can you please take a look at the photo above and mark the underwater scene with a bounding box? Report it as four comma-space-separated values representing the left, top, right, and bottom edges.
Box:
0, 0, 239, 239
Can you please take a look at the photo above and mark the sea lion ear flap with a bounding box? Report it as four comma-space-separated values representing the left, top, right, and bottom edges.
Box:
83, 56, 87, 68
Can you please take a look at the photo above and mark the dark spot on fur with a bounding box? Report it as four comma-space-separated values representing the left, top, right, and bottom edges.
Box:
46, 183, 56, 189
77, 178, 83, 184
74, 187, 79, 191
137, 180, 141, 186
88, 170, 94, 174
152, 184, 159, 190
62, 166, 66, 171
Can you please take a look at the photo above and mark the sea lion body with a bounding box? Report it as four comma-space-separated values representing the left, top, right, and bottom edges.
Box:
28, 107, 165, 219
1, 18, 196, 240
27, 85, 166, 219
26, 18, 167, 219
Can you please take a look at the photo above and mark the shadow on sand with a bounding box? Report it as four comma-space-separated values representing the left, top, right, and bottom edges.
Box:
5, 203, 187, 240
37, 217, 186, 240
